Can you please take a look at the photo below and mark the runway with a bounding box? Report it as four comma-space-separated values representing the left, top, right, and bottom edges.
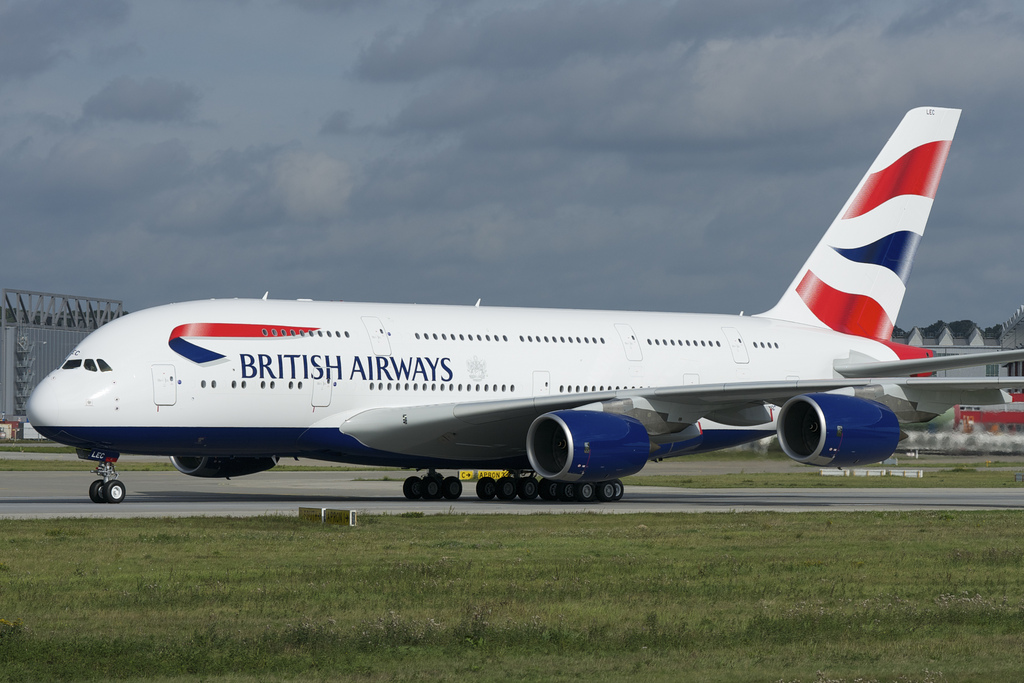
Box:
1, 470, 1022, 518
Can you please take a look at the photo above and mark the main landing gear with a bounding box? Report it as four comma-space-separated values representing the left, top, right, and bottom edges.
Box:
401, 470, 624, 503
78, 449, 125, 504
402, 470, 463, 500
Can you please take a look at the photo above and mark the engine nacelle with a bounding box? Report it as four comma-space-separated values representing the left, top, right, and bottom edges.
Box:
170, 455, 278, 478
777, 393, 900, 468
527, 410, 651, 482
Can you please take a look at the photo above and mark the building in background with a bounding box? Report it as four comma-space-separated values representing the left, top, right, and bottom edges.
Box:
1, 289, 124, 429
891, 321, 1003, 378
1001, 305, 1024, 379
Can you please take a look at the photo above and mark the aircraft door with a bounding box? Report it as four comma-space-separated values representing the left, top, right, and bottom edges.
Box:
152, 364, 177, 406
312, 378, 334, 407
614, 324, 643, 361
362, 316, 392, 356
721, 327, 750, 364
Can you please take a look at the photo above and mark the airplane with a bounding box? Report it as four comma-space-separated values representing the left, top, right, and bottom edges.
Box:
26, 106, 1024, 505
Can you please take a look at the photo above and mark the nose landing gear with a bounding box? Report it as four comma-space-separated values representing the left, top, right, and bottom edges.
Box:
78, 449, 125, 504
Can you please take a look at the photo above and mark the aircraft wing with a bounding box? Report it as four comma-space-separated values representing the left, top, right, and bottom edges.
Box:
334, 376, 1024, 459
835, 348, 1024, 378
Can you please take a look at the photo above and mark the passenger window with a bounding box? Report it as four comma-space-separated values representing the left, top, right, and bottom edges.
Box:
62, 359, 83, 370
84, 359, 98, 372
97, 359, 113, 372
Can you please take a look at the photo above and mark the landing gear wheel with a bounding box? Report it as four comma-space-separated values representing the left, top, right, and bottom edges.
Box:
516, 477, 539, 500
422, 476, 444, 500
476, 477, 497, 500
403, 476, 424, 500
441, 476, 463, 500
611, 479, 624, 501
575, 482, 596, 502
102, 480, 125, 504
495, 477, 517, 500
89, 480, 106, 504
557, 482, 576, 502
596, 481, 616, 502
538, 479, 559, 501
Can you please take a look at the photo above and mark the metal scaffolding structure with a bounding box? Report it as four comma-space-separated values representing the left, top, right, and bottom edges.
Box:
1, 289, 124, 419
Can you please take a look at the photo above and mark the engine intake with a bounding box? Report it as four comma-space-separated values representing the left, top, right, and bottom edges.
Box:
527, 410, 650, 482
170, 455, 278, 478
777, 393, 900, 468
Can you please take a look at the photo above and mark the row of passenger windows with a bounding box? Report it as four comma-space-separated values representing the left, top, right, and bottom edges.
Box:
262, 328, 350, 338
61, 358, 113, 372
522, 335, 604, 344
646, 338, 781, 350
369, 382, 516, 393
649, 338, 721, 348
194, 378, 643, 395
559, 385, 635, 393
255, 326, 777, 351
416, 332, 509, 342
414, 332, 606, 345
199, 379, 305, 390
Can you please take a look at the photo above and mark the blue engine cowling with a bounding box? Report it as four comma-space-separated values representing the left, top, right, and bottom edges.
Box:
777, 393, 900, 468
526, 410, 651, 482
170, 455, 278, 478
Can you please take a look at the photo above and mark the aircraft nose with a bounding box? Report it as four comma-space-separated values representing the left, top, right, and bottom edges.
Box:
26, 376, 62, 429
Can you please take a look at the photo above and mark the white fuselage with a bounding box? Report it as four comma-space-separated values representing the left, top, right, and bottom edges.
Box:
27, 298, 901, 469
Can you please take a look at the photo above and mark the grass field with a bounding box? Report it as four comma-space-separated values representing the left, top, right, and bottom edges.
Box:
625, 467, 1024, 488
2, 512, 1023, 682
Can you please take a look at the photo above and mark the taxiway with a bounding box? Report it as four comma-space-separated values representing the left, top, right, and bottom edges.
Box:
1, 469, 1022, 518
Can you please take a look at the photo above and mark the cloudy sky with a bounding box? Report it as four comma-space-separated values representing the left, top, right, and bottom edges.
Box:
1, 0, 1023, 329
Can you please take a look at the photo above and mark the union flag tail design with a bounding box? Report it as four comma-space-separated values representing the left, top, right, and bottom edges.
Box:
758, 107, 961, 339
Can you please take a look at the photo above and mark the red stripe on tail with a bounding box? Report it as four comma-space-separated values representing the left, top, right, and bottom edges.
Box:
796, 271, 894, 340
843, 140, 951, 219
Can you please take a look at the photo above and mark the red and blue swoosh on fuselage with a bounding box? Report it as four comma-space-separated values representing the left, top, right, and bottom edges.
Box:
797, 139, 950, 345
168, 323, 320, 364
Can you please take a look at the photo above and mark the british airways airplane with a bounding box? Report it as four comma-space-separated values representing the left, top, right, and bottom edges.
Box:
26, 107, 1024, 505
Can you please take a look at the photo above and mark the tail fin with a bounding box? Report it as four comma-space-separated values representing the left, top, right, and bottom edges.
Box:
757, 107, 961, 339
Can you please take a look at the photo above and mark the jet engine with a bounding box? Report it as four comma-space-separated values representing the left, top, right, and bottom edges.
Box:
527, 410, 651, 482
170, 455, 278, 478
777, 393, 900, 468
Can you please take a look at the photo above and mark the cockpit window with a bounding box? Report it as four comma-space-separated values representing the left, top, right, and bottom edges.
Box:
62, 359, 82, 370
97, 359, 113, 372
84, 359, 97, 372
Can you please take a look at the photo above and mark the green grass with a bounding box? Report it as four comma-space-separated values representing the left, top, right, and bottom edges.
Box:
0, 444, 78, 454
626, 467, 1024, 488
1, 512, 1023, 681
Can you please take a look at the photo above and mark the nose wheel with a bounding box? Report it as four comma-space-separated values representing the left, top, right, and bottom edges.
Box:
78, 449, 125, 504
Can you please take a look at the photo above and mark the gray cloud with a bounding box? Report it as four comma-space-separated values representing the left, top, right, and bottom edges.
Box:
82, 76, 201, 123
369, 3, 1024, 157
282, 0, 379, 11
1, 0, 1023, 330
88, 42, 144, 67
0, 0, 128, 86
319, 110, 352, 135
355, 0, 841, 82
0, 134, 354, 305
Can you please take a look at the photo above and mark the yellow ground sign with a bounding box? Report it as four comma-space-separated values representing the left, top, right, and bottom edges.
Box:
299, 508, 358, 526
325, 509, 358, 526
298, 507, 324, 523
459, 470, 510, 481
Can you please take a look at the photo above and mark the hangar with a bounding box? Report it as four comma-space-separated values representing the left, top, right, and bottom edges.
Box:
1, 289, 124, 424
